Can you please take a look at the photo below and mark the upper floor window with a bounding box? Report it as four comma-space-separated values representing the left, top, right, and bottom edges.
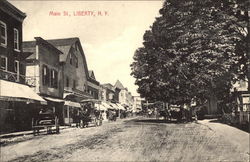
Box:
14, 60, 19, 73
14, 28, 19, 51
0, 56, 7, 70
50, 69, 58, 88
0, 21, 7, 47
42, 65, 49, 86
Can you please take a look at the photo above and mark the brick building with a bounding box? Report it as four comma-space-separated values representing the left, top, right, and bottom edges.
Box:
0, 0, 46, 133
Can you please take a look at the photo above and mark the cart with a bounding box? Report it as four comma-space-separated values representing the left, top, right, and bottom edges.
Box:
32, 112, 60, 135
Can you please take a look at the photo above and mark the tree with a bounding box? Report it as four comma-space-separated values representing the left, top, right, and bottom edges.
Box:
131, 0, 249, 110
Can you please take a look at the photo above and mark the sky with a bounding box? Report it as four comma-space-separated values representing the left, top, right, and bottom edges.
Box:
11, 0, 163, 96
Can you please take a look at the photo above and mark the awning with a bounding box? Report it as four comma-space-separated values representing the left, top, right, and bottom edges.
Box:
116, 103, 126, 110
81, 99, 101, 103
109, 103, 118, 110
64, 100, 81, 108
95, 103, 108, 111
0, 80, 47, 104
102, 102, 112, 109
44, 97, 64, 103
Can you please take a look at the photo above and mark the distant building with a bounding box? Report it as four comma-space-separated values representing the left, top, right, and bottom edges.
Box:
102, 83, 115, 102
87, 70, 100, 99
132, 96, 144, 113
114, 80, 133, 109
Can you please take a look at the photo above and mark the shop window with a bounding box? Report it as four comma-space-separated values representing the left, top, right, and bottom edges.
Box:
0, 21, 7, 47
14, 28, 19, 51
0, 56, 7, 70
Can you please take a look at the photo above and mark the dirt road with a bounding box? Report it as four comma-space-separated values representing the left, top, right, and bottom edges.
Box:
1, 117, 249, 161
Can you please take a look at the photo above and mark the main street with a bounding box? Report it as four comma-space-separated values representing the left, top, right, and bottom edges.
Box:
1, 117, 249, 162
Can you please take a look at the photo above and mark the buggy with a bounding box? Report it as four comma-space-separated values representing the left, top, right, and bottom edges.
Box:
32, 112, 59, 135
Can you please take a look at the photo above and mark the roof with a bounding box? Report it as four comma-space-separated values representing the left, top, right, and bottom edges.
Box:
88, 70, 96, 80
47, 38, 79, 62
0, 0, 26, 22
102, 83, 115, 92
47, 37, 92, 82
115, 80, 125, 90
23, 37, 63, 60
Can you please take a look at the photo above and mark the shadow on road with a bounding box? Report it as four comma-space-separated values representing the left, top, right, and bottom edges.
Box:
125, 118, 191, 125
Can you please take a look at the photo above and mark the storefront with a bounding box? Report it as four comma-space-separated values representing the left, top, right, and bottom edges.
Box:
63, 100, 81, 125
0, 80, 47, 133
43, 97, 65, 125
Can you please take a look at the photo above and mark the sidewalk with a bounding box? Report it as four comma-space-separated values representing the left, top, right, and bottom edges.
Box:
0, 117, 132, 139
199, 119, 249, 156
0, 126, 69, 139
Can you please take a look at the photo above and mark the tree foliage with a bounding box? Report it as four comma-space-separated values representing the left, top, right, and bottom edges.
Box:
131, 0, 249, 107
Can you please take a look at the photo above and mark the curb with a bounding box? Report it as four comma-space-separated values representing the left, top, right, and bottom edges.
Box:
0, 126, 69, 139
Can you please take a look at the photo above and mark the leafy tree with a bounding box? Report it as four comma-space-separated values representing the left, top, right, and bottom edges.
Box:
131, 0, 249, 110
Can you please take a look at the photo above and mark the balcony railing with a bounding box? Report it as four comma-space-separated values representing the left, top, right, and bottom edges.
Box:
0, 69, 36, 87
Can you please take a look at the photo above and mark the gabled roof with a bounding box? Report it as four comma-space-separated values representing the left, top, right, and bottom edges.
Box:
46, 37, 90, 80
46, 37, 79, 62
102, 83, 115, 92
114, 80, 125, 90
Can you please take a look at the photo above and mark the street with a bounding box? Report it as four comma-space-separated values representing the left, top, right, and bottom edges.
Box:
1, 117, 249, 162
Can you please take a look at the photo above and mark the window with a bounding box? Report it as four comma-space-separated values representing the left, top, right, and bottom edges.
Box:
66, 76, 69, 87
0, 56, 7, 70
14, 28, 19, 51
0, 21, 7, 47
42, 65, 49, 86
14, 60, 19, 73
50, 69, 58, 88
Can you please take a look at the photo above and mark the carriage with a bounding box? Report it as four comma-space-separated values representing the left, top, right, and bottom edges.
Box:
79, 99, 103, 128
32, 110, 59, 135
79, 110, 102, 128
